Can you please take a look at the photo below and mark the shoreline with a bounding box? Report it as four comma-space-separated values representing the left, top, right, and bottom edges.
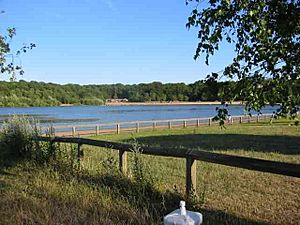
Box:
0, 101, 243, 108
105, 101, 243, 106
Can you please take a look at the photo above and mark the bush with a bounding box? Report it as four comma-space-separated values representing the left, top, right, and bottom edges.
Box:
0, 115, 80, 176
0, 115, 40, 159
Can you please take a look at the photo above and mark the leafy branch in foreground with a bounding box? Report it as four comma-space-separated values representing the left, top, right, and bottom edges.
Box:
186, 0, 300, 122
0, 13, 35, 80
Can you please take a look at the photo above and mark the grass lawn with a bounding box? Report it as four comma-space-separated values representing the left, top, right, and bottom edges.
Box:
0, 118, 299, 225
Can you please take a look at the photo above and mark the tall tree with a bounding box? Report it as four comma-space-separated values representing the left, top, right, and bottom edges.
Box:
186, 0, 300, 120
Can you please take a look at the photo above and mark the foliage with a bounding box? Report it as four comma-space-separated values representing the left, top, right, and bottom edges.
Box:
1, 78, 299, 107
0, 16, 35, 80
212, 104, 229, 128
0, 116, 79, 174
186, 0, 300, 120
0, 115, 40, 159
0, 79, 272, 107
130, 141, 156, 187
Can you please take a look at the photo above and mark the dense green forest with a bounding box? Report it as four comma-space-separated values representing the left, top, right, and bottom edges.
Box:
1, 79, 298, 107
0, 80, 242, 107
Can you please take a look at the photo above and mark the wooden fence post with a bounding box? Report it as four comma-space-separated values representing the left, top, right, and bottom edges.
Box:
50, 126, 56, 136
153, 122, 156, 131
72, 127, 76, 137
77, 143, 83, 163
208, 118, 212, 126
186, 156, 197, 196
197, 119, 200, 128
183, 120, 187, 128
256, 115, 259, 123
119, 150, 127, 175
96, 126, 99, 135
239, 116, 243, 124
168, 121, 172, 129
136, 122, 139, 133
117, 124, 120, 134
49, 140, 55, 157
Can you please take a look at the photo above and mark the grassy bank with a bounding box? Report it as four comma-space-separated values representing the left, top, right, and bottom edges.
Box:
0, 118, 299, 224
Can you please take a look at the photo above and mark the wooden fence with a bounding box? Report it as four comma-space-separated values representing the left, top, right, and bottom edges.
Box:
42, 114, 273, 137
37, 135, 300, 196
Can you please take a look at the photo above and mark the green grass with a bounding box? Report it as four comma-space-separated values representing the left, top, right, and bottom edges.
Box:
0, 118, 299, 225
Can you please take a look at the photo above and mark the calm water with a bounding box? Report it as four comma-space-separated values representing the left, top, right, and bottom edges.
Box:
0, 104, 276, 126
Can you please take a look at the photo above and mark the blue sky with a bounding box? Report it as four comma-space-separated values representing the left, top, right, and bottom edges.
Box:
1, 0, 235, 84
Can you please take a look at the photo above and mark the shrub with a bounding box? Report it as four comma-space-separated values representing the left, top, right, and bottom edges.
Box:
0, 115, 80, 176
0, 115, 40, 160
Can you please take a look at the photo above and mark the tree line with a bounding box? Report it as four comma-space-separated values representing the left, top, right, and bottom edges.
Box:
0, 79, 299, 107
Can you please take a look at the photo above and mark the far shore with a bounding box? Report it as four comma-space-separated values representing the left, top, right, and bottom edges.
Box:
105, 101, 243, 106
60, 104, 76, 107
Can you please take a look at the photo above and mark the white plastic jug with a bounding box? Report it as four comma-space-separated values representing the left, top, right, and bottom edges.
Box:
163, 201, 203, 225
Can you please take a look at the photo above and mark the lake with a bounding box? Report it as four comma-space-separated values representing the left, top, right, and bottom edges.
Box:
0, 104, 276, 126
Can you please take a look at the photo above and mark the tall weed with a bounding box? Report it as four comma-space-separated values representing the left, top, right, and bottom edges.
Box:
128, 141, 166, 219
130, 141, 155, 186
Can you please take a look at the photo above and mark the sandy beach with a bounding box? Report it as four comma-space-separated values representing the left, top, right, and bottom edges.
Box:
105, 101, 243, 106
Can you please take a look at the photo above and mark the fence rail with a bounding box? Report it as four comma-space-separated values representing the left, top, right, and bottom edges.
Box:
42, 113, 273, 137
37, 135, 300, 196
